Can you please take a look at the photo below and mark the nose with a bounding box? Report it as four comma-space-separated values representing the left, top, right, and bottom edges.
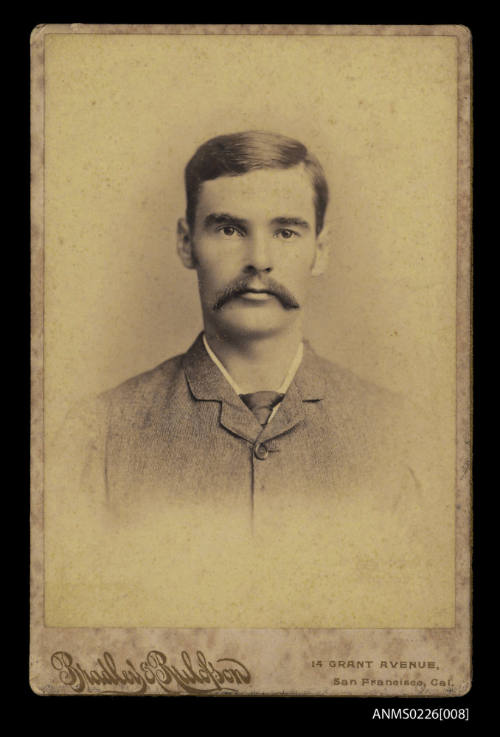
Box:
242, 233, 273, 274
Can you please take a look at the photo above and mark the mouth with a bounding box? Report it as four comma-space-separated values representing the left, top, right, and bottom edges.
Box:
237, 289, 276, 302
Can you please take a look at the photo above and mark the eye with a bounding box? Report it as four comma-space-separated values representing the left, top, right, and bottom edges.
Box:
216, 225, 242, 237
275, 228, 299, 240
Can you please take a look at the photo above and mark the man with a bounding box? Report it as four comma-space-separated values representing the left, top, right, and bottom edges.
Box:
60, 130, 422, 528
48, 131, 441, 627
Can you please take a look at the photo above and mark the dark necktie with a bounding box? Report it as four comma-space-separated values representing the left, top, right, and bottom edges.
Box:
240, 391, 285, 426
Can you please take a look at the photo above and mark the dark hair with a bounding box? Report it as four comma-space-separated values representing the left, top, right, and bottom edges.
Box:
185, 131, 329, 235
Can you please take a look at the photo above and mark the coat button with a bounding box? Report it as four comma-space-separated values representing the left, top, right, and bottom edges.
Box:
254, 442, 269, 460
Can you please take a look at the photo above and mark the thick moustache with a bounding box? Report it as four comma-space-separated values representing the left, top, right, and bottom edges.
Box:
213, 275, 300, 311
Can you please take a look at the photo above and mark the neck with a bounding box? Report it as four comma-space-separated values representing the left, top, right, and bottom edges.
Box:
204, 323, 303, 393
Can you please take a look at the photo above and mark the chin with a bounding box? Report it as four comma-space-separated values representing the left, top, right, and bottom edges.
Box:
213, 312, 294, 341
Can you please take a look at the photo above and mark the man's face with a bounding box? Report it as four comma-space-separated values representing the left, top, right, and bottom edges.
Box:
178, 164, 327, 340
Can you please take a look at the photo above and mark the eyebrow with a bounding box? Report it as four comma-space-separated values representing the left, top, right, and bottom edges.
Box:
271, 216, 311, 230
203, 213, 249, 229
203, 213, 311, 230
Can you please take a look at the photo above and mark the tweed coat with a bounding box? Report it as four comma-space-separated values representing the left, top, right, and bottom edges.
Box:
46, 334, 449, 628
58, 333, 423, 529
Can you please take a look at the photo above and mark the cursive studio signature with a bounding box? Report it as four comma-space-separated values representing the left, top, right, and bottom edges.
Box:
50, 649, 251, 695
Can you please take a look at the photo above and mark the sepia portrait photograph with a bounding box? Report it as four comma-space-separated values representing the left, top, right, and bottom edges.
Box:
31, 24, 471, 696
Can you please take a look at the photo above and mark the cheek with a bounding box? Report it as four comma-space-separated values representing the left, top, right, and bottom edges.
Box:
281, 252, 315, 282
196, 247, 241, 282
196, 260, 231, 292
280, 238, 317, 264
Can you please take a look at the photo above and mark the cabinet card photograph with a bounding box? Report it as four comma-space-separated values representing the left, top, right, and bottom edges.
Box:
30, 24, 472, 696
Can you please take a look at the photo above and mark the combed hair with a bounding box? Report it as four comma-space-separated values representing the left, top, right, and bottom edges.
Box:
185, 131, 329, 235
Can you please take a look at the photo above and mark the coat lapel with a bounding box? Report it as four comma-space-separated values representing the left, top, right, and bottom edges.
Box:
182, 333, 326, 444
183, 334, 262, 442
259, 340, 326, 441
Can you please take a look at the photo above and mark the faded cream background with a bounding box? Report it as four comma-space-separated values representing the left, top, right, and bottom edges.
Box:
43, 32, 458, 629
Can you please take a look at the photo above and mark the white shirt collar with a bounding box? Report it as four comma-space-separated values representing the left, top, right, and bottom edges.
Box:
202, 333, 303, 397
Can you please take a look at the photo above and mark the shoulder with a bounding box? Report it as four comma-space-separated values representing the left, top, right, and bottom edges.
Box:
308, 348, 405, 413
98, 352, 186, 408
307, 349, 423, 456
311, 351, 431, 474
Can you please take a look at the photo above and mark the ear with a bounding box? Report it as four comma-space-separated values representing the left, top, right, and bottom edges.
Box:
311, 226, 330, 277
176, 218, 197, 270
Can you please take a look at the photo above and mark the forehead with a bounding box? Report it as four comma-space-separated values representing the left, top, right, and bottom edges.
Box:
195, 165, 316, 221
